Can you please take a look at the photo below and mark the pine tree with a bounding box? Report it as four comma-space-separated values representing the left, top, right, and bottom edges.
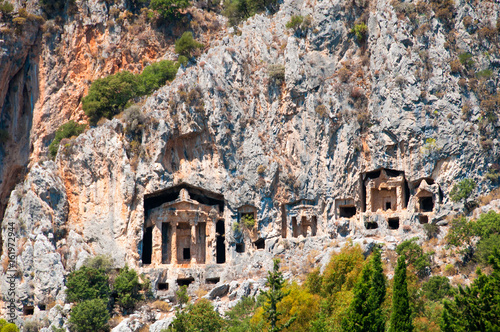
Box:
261, 258, 296, 332
342, 248, 386, 332
389, 255, 414, 332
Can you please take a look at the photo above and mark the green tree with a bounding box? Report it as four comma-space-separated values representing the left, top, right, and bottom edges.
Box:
66, 266, 110, 303
396, 238, 433, 278
68, 298, 110, 332
226, 296, 260, 332
174, 32, 204, 58
441, 249, 500, 332
167, 299, 225, 332
420, 276, 452, 302
449, 178, 476, 202
342, 248, 386, 332
261, 258, 296, 332
389, 255, 413, 332
176, 285, 189, 307
321, 243, 364, 296
82, 71, 138, 125
113, 265, 143, 313
48, 121, 86, 158
150, 0, 190, 20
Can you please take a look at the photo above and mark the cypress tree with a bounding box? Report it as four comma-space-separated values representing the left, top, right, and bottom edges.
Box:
342, 248, 386, 332
389, 255, 413, 332
366, 248, 386, 332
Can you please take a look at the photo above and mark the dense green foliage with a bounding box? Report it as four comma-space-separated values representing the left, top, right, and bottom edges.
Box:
114, 265, 144, 312
0, 1, 13, 16
396, 238, 434, 278
286, 15, 303, 30
150, 0, 190, 20
0, 323, 19, 332
420, 276, 452, 302
68, 299, 110, 332
82, 60, 179, 125
222, 0, 280, 26
449, 178, 476, 202
441, 249, 500, 331
48, 120, 86, 158
225, 296, 260, 332
66, 266, 110, 303
167, 299, 226, 332
176, 285, 189, 307
389, 255, 414, 332
174, 32, 204, 58
447, 211, 500, 264
351, 23, 368, 42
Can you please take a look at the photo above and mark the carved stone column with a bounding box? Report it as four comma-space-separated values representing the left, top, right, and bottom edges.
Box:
171, 222, 177, 265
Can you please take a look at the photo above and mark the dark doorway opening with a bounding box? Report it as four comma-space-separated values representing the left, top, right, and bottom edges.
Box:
206, 277, 220, 284
236, 243, 245, 253
419, 197, 434, 212
216, 220, 226, 264
365, 222, 378, 229
142, 226, 153, 265
38, 304, 46, 311
385, 202, 392, 211
23, 305, 34, 316
388, 217, 400, 230
183, 248, 191, 260
158, 283, 169, 290
339, 206, 356, 218
292, 217, 299, 237
177, 277, 194, 286
254, 238, 265, 249
419, 215, 429, 224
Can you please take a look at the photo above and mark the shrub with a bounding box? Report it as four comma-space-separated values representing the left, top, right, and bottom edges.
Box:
150, 0, 190, 20
0, 1, 13, 17
449, 59, 461, 74
66, 266, 110, 303
174, 32, 204, 58
137, 60, 179, 95
396, 237, 433, 278
458, 52, 474, 68
423, 223, 440, 239
430, 0, 455, 28
476, 69, 492, 79
267, 64, 285, 82
167, 299, 225, 332
68, 299, 110, 332
449, 178, 476, 202
421, 276, 452, 301
83, 254, 113, 272
176, 285, 189, 307
257, 165, 266, 175
286, 15, 303, 30
351, 22, 368, 42
0, 319, 7, 330
83, 71, 138, 125
48, 121, 86, 158
242, 213, 255, 229
113, 265, 144, 312
1, 323, 19, 332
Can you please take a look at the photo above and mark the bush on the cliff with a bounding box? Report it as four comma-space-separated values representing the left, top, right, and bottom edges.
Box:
174, 32, 204, 58
150, 0, 190, 20
68, 299, 110, 332
166, 299, 226, 332
222, 0, 280, 26
48, 121, 86, 158
83, 71, 138, 125
40, 0, 75, 18
83, 60, 179, 125
0, 1, 13, 17
113, 265, 144, 313
66, 266, 110, 303
449, 178, 476, 202
137, 60, 179, 95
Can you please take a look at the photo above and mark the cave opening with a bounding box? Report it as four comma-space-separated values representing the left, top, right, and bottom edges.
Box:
388, 217, 400, 230
176, 277, 194, 286
216, 219, 226, 264
365, 222, 378, 229
339, 206, 356, 218
419, 197, 434, 212
254, 238, 265, 249
142, 226, 153, 265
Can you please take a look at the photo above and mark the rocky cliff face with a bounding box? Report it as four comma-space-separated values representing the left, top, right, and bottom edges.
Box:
1, 0, 499, 329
